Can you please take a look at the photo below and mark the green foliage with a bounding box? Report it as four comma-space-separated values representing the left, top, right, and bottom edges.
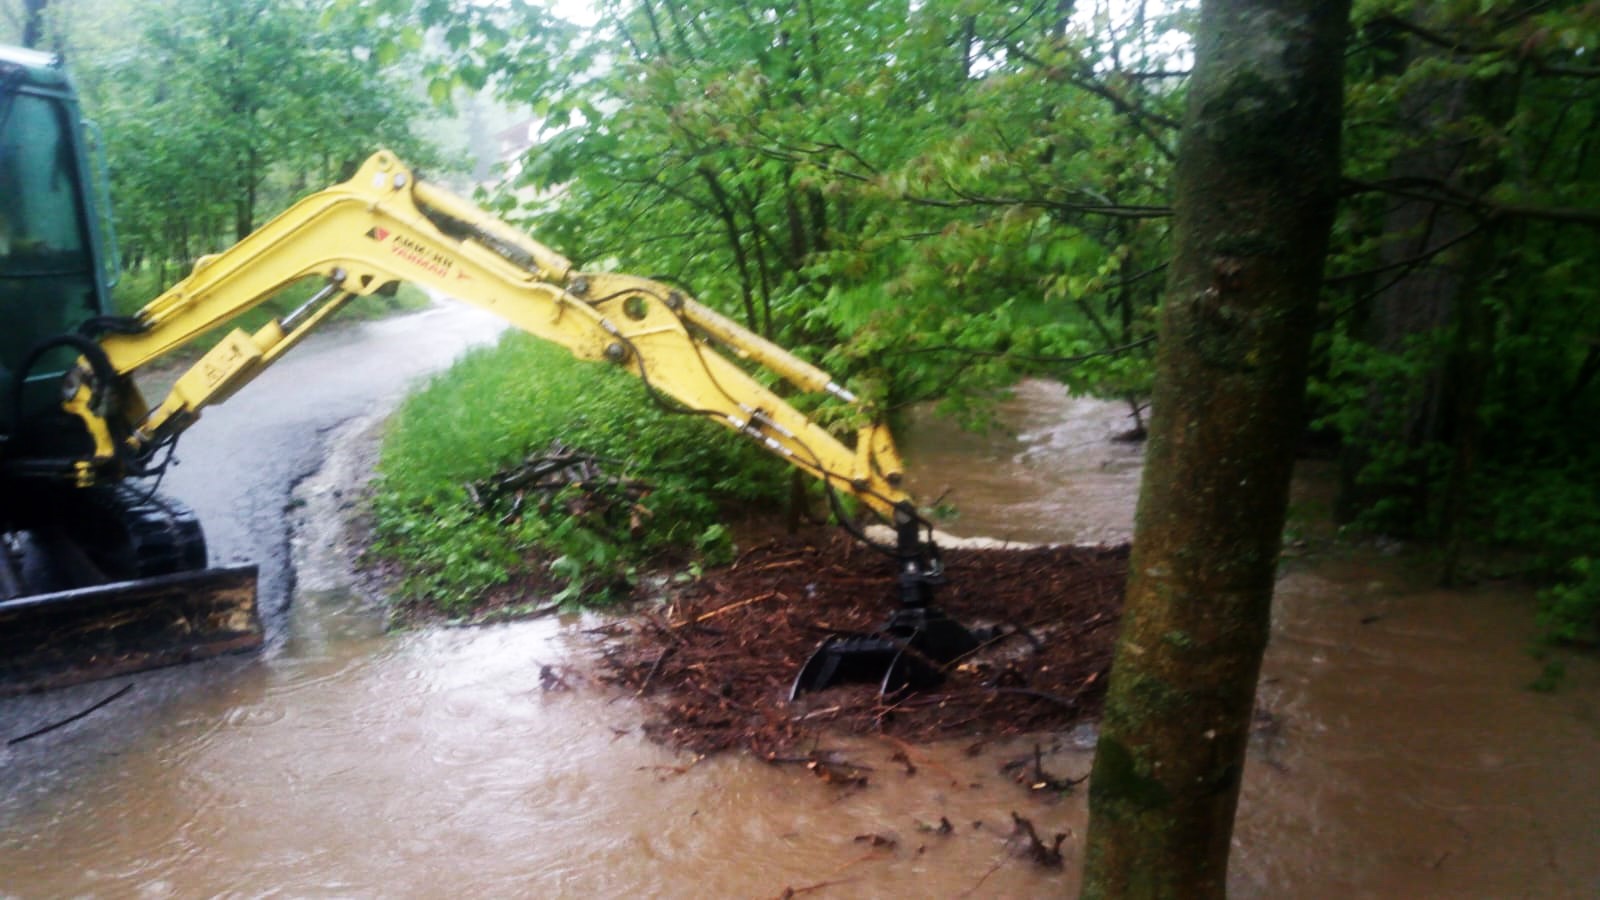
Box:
343, 0, 1197, 616
1308, 0, 1600, 605
73, 0, 438, 274
1480, 468, 1600, 569
347, 0, 1186, 419
371, 500, 529, 614
368, 333, 787, 611
336, 0, 1600, 648
1537, 558, 1600, 648
1310, 330, 1454, 533
1475, 466, 1600, 647
1527, 658, 1566, 693
694, 523, 734, 568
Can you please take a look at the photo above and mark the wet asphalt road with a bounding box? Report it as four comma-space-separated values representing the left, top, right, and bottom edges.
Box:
0, 303, 505, 789
158, 303, 506, 630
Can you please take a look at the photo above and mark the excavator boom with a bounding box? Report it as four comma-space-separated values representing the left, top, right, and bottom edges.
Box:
6, 144, 934, 694
81, 152, 910, 519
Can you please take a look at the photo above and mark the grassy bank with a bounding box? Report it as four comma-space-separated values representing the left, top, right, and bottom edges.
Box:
367, 332, 790, 616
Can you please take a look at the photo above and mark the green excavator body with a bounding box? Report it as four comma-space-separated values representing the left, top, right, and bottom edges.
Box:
1, 44, 262, 694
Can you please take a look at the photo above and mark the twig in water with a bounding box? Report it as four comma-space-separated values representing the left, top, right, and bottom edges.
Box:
792, 704, 844, 722
989, 686, 1080, 712
881, 733, 964, 785
539, 664, 571, 692
635, 646, 676, 697
8, 684, 133, 745
773, 877, 859, 898
1006, 811, 1067, 867
959, 858, 1007, 898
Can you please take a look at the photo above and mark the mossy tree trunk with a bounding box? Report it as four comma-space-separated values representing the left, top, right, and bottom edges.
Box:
1080, 1, 1349, 896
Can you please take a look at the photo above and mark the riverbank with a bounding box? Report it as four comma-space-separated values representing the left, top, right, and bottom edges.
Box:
302, 404, 1134, 757
280, 381, 1600, 896
598, 535, 1128, 757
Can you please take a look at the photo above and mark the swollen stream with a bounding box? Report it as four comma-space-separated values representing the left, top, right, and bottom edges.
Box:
3, 380, 1597, 897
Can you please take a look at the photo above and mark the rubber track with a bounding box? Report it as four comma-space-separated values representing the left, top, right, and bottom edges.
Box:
74, 485, 209, 580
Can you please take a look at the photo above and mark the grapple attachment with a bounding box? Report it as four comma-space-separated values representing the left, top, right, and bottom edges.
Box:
791, 605, 988, 698
791, 506, 989, 699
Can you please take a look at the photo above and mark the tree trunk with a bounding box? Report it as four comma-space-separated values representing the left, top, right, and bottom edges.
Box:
20, 0, 48, 48
1335, 7, 1519, 538
1080, 1, 1349, 896
235, 146, 259, 243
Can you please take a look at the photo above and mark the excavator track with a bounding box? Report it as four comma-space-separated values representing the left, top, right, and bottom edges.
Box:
64, 485, 211, 582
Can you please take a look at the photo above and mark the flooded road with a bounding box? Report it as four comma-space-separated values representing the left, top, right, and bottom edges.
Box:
1242, 557, 1600, 896
905, 381, 1600, 896
3, 350, 1597, 896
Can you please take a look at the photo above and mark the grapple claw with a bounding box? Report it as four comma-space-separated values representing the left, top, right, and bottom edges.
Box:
790, 605, 991, 699
791, 499, 994, 699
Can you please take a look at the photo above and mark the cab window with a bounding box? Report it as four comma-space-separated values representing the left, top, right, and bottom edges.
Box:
0, 91, 90, 274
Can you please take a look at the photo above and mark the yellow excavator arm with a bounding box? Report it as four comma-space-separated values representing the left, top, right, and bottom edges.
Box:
68, 151, 909, 518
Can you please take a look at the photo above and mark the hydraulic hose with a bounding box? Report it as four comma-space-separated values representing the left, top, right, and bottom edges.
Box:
10, 333, 119, 428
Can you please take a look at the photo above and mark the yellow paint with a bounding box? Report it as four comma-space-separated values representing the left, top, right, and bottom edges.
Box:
77, 151, 909, 517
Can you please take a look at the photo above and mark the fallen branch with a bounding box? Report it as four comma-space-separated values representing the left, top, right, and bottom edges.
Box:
747, 559, 810, 574
1001, 742, 1089, 793
634, 647, 676, 698
808, 757, 871, 787
680, 590, 782, 625
792, 704, 846, 723
637, 758, 701, 778
538, 664, 571, 692
594, 534, 1128, 756
881, 733, 963, 785
958, 859, 1007, 898
1006, 812, 1067, 868
989, 686, 1081, 713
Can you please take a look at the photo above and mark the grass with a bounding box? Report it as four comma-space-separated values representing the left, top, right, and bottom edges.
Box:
368, 331, 789, 616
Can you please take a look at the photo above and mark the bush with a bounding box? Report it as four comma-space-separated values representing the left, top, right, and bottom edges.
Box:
1537, 557, 1600, 648
369, 332, 789, 613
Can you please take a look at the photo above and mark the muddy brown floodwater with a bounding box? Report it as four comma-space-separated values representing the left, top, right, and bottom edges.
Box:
3, 379, 1598, 897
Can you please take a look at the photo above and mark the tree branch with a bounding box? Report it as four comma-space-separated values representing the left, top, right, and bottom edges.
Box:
1344, 176, 1600, 228
925, 182, 1173, 219
1002, 40, 1183, 133
698, 166, 761, 330
884, 334, 1154, 365
1367, 12, 1600, 78
1367, 13, 1502, 56
1491, 203, 1600, 227
1324, 220, 1488, 286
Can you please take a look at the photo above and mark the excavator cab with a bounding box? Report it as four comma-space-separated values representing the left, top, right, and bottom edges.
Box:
0, 45, 260, 695
0, 45, 106, 433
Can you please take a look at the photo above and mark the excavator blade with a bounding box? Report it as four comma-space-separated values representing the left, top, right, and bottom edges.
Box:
0, 565, 261, 696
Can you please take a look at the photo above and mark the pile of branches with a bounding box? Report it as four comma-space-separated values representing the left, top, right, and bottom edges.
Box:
594, 532, 1129, 757
466, 442, 649, 528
